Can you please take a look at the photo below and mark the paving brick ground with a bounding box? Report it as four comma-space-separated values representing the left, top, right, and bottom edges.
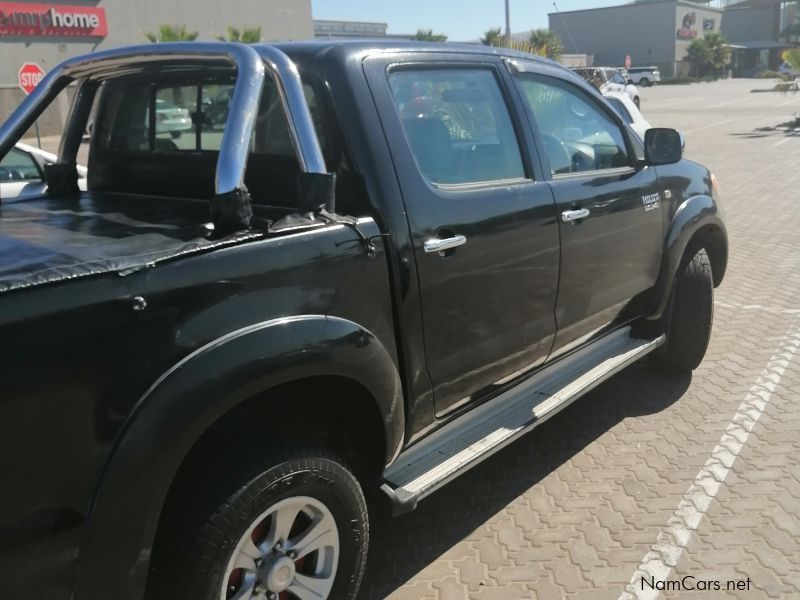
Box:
360, 79, 800, 599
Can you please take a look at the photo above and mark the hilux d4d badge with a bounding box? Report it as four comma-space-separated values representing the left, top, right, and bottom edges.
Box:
642, 192, 661, 212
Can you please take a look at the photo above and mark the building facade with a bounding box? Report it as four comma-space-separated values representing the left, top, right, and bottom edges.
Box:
0, 0, 313, 131
549, 0, 790, 77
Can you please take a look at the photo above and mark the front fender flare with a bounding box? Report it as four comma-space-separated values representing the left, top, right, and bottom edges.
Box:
648, 194, 727, 319
74, 315, 403, 599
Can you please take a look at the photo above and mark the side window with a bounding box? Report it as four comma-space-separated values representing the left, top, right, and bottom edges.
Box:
388, 68, 525, 185
0, 147, 42, 182
518, 74, 631, 175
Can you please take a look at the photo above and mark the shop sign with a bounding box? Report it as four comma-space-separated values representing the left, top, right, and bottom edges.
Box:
0, 2, 107, 37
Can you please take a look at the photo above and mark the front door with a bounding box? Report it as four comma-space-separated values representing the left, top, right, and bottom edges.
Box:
365, 55, 560, 416
513, 69, 663, 355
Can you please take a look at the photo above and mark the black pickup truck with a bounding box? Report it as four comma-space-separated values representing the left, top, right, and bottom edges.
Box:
0, 41, 727, 600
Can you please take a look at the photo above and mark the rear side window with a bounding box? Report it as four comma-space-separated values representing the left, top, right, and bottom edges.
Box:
388, 68, 525, 185
518, 74, 631, 175
0, 147, 42, 181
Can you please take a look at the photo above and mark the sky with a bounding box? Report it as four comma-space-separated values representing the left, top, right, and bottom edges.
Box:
310, 0, 629, 42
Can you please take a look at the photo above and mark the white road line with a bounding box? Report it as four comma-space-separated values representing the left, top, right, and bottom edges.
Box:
707, 97, 754, 109
618, 318, 800, 600
777, 95, 800, 107
772, 136, 796, 147
684, 118, 735, 134
715, 301, 800, 315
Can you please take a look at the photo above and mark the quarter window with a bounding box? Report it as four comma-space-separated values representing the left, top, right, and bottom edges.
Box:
388, 68, 525, 185
518, 74, 631, 175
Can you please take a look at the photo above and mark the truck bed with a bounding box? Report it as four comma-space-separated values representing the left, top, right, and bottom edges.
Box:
0, 192, 271, 294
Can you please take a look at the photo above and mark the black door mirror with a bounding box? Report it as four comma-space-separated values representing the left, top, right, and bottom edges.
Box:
644, 128, 683, 165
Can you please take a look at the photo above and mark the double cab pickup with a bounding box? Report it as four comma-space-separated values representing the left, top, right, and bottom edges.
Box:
0, 41, 727, 600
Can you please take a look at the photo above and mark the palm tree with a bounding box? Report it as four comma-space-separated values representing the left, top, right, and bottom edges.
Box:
481, 27, 503, 47
529, 29, 563, 60
144, 24, 199, 42
413, 29, 447, 42
216, 26, 262, 43
686, 38, 710, 76
704, 32, 731, 74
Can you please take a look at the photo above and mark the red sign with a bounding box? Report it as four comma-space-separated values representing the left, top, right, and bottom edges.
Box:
0, 3, 107, 37
18, 63, 45, 95
625, 54, 631, 69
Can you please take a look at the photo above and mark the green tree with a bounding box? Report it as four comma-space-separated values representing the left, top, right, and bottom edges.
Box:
784, 48, 800, 71
413, 29, 447, 42
686, 38, 711, 76
529, 28, 563, 60
216, 26, 262, 43
704, 32, 731, 74
685, 33, 730, 76
144, 24, 199, 42
481, 27, 503, 47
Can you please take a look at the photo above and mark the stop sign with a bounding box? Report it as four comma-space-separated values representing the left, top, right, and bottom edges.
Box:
625, 54, 632, 69
18, 63, 46, 95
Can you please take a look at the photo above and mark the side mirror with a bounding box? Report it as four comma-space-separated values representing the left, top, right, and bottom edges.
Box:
644, 128, 683, 165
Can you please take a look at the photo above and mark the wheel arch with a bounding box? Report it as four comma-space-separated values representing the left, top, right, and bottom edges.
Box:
648, 193, 728, 319
74, 314, 403, 599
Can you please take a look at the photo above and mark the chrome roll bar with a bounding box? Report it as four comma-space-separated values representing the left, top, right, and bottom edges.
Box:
0, 42, 328, 200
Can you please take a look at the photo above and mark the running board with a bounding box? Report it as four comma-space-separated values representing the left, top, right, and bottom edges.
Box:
382, 327, 665, 512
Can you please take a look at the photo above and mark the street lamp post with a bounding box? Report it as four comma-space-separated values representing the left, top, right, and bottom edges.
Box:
505, 0, 511, 46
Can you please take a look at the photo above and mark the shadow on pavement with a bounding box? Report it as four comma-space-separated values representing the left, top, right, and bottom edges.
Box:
359, 362, 692, 599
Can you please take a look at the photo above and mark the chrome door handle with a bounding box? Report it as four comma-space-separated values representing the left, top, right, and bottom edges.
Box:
424, 234, 467, 253
561, 208, 590, 223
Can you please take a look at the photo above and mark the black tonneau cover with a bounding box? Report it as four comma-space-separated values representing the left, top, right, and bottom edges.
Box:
0, 192, 262, 294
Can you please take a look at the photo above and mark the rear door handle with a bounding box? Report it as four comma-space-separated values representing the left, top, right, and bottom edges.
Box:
561, 208, 590, 223
424, 234, 467, 253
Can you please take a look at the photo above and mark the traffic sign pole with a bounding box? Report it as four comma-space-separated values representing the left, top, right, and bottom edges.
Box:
18, 63, 46, 148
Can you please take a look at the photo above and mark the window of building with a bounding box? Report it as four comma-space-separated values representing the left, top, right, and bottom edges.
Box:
388, 68, 526, 185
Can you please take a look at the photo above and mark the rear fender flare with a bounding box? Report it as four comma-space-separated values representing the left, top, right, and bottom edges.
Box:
74, 314, 403, 599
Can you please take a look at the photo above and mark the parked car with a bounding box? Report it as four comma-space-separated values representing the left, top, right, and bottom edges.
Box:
603, 91, 651, 141
0, 41, 727, 600
778, 61, 799, 78
628, 65, 661, 86
0, 142, 86, 201
573, 66, 641, 108
151, 98, 192, 138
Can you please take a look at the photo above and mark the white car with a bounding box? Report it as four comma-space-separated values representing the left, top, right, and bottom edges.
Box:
0, 142, 87, 202
603, 91, 651, 141
627, 66, 661, 86
573, 67, 641, 108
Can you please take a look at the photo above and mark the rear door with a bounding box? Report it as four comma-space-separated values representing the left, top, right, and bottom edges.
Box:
364, 53, 560, 416
512, 64, 663, 356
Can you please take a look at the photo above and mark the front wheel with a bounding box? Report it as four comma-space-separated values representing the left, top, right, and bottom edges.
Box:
651, 247, 714, 372
148, 448, 369, 600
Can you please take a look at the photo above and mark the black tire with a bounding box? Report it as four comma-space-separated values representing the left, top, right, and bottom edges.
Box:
638, 78, 649, 87
652, 247, 714, 372
148, 447, 368, 600
170, 131, 182, 139
633, 95, 641, 109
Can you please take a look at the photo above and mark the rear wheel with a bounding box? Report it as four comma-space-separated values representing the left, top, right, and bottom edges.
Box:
651, 246, 714, 372
148, 448, 368, 600
633, 95, 641, 109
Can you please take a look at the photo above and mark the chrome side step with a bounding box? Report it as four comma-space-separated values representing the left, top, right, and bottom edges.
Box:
382, 327, 665, 511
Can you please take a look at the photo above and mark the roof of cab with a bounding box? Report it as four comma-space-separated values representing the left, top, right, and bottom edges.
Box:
263, 39, 558, 66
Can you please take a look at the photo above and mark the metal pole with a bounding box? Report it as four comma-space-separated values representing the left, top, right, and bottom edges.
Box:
34, 121, 41, 148
505, 0, 511, 46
